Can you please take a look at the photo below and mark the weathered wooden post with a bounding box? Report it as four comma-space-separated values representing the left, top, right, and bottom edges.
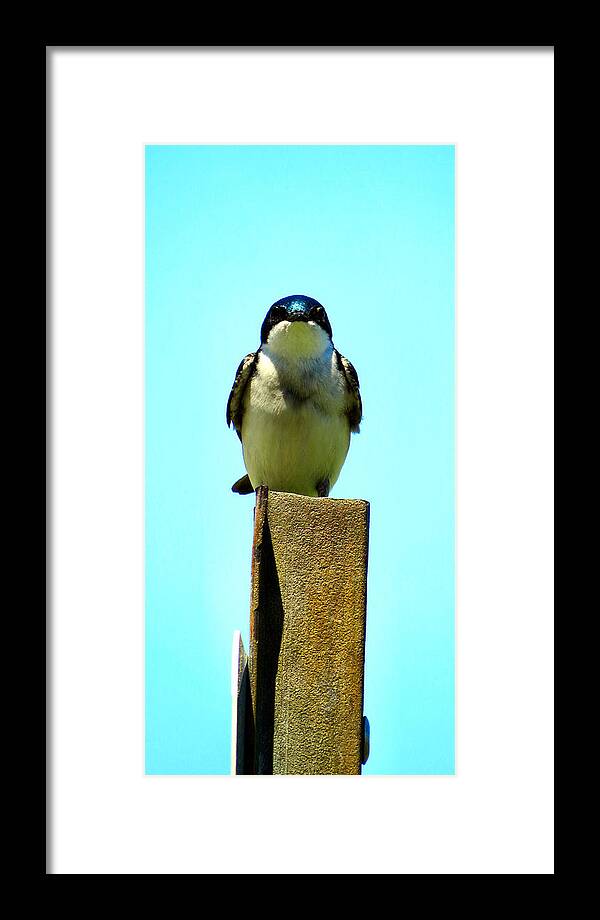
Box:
232, 486, 370, 775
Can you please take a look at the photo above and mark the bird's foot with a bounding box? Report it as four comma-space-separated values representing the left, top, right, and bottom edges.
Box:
316, 477, 330, 498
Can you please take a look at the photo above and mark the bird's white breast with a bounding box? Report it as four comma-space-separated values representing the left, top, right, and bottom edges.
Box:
241, 342, 351, 497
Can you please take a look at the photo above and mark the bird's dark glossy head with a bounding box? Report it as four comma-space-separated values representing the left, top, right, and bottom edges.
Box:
260, 295, 333, 345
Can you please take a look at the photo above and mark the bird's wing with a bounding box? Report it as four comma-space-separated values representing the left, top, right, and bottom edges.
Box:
226, 351, 259, 440
336, 350, 363, 433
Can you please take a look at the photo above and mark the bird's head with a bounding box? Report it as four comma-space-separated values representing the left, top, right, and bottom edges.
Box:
260, 295, 333, 359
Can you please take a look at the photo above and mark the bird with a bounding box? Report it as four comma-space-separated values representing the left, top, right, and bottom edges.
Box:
227, 294, 362, 498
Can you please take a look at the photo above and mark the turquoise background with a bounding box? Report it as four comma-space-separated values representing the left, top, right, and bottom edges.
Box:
146, 145, 454, 774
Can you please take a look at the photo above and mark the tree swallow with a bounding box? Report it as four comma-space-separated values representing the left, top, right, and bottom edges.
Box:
227, 294, 362, 498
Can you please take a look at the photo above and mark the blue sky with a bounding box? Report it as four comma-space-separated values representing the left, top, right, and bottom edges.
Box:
145, 145, 454, 774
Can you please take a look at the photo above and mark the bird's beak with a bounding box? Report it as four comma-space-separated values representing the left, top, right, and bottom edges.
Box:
287, 313, 310, 323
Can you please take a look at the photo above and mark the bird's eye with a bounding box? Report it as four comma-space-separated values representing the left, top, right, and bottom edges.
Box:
271, 306, 286, 321
311, 306, 324, 319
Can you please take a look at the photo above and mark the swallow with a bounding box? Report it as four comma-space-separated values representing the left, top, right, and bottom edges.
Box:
227, 295, 362, 498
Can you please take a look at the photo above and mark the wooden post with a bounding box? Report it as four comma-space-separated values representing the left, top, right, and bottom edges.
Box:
230, 631, 254, 775
241, 486, 370, 775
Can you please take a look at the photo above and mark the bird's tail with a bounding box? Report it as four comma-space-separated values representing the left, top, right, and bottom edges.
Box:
231, 474, 254, 495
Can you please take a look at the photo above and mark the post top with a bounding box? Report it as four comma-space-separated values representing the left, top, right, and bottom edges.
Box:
256, 487, 370, 513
